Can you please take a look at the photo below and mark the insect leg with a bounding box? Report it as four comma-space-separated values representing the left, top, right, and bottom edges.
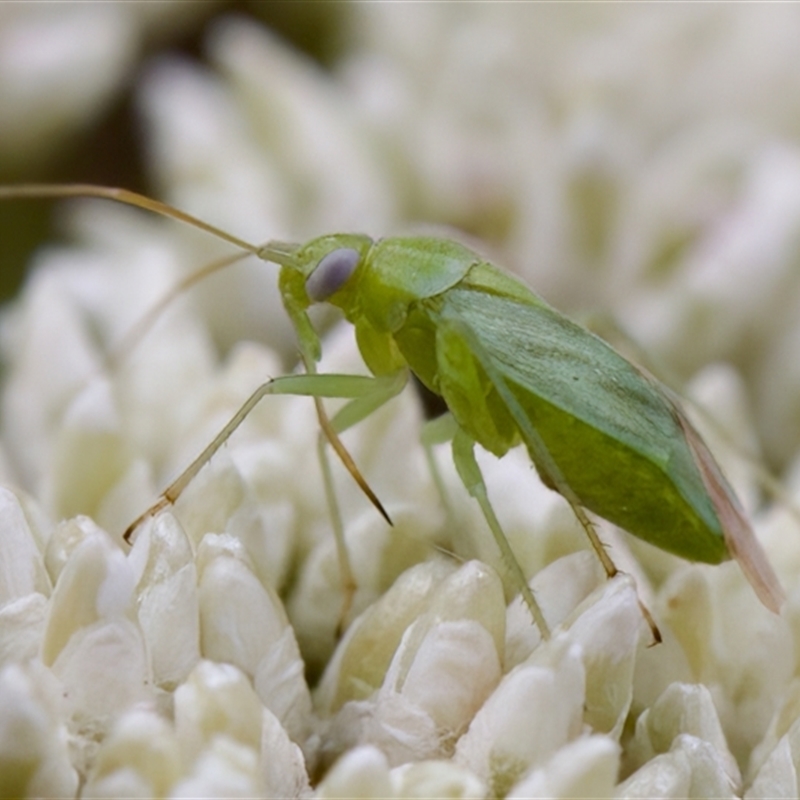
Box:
325, 370, 408, 435
449, 318, 662, 644
419, 413, 460, 528
314, 369, 408, 624
450, 428, 551, 640
315, 368, 408, 527
314, 416, 354, 627
124, 371, 400, 541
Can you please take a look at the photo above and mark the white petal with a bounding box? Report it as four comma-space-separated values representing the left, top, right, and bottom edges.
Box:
454, 636, 585, 796
390, 759, 485, 800
261, 706, 313, 800
0, 592, 48, 667
132, 514, 200, 688
196, 533, 312, 740
627, 682, 740, 789
0, 486, 50, 605
48, 377, 130, 522
507, 735, 620, 800
618, 734, 739, 799
174, 660, 263, 761
170, 735, 266, 798
41, 527, 135, 665
745, 722, 800, 800
323, 561, 505, 765
0, 661, 78, 798
316, 559, 457, 717
83, 708, 182, 798
563, 573, 642, 737
316, 745, 392, 800
505, 550, 604, 668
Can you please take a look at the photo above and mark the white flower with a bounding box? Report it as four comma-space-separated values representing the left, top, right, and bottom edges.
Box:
131, 514, 200, 689
0, 661, 78, 797
194, 532, 312, 743
506, 735, 620, 800
316, 745, 391, 800
618, 734, 740, 799
321, 560, 505, 767
82, 708, 181, 798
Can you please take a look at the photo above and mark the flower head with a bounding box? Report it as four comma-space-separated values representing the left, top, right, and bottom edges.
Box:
3, 5, 800, 798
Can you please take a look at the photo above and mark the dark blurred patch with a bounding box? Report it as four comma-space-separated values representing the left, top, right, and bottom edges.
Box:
244, 0, 349, 66
412, 373, 448, 421
0, 1, 347, 303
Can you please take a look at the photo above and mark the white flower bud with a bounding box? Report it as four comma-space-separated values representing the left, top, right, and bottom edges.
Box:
0, 488, 51, 666
390, 759, 485, 799
1, 263, 100, 491
507, 735, 620, 800
627, 682, 739, 789
618, 734, 739, 799
37, 527, 150, 777
174, 660, 263, 760
745, 715, 800, 800
289, 505, 445, 675
41, 527, 135, 665
564, 573, 642, 737
0, 661, 78, 798
0, 486, 50, 605
316, 745, 392, 800
171, 735, 267, 798
455, 636, 585, 796
316, 559, 458, 717
505, 550, 604, 669
261, 705, 312, 799
0, 591, 48, 667
48, 377, 130, 522
132, 513, 200, 688
174, 660, 310, 796
83, 708, 182, 798
659, 555, 792, 758
325, 561, 505, 766
196, 534, 312, 742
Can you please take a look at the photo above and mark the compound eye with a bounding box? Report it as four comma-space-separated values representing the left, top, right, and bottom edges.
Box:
305, 247, 360, 302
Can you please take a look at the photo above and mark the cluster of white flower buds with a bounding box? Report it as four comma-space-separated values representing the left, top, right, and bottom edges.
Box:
3, 4, 800, 797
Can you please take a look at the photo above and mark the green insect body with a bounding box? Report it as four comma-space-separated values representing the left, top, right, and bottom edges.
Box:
0, 184, 784, 638
287, 234, 722, 559
279, 232, 782, 618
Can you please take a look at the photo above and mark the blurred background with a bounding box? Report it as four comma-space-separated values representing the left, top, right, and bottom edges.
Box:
0, 2, 348, 296
3, 1, 800, 471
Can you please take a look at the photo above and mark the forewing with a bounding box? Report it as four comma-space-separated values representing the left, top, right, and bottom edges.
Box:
672, 401, 784, 612
441, 288, 679, 462
438, 288, 719, 543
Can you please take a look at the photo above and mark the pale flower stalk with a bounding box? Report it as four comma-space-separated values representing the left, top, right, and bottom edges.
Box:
2, 5, 800, 799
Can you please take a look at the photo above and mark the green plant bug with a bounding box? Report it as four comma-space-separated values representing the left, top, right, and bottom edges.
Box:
0, 184, 785, 641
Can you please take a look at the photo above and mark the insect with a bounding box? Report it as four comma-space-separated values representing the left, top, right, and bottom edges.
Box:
0, 184, 785, 640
